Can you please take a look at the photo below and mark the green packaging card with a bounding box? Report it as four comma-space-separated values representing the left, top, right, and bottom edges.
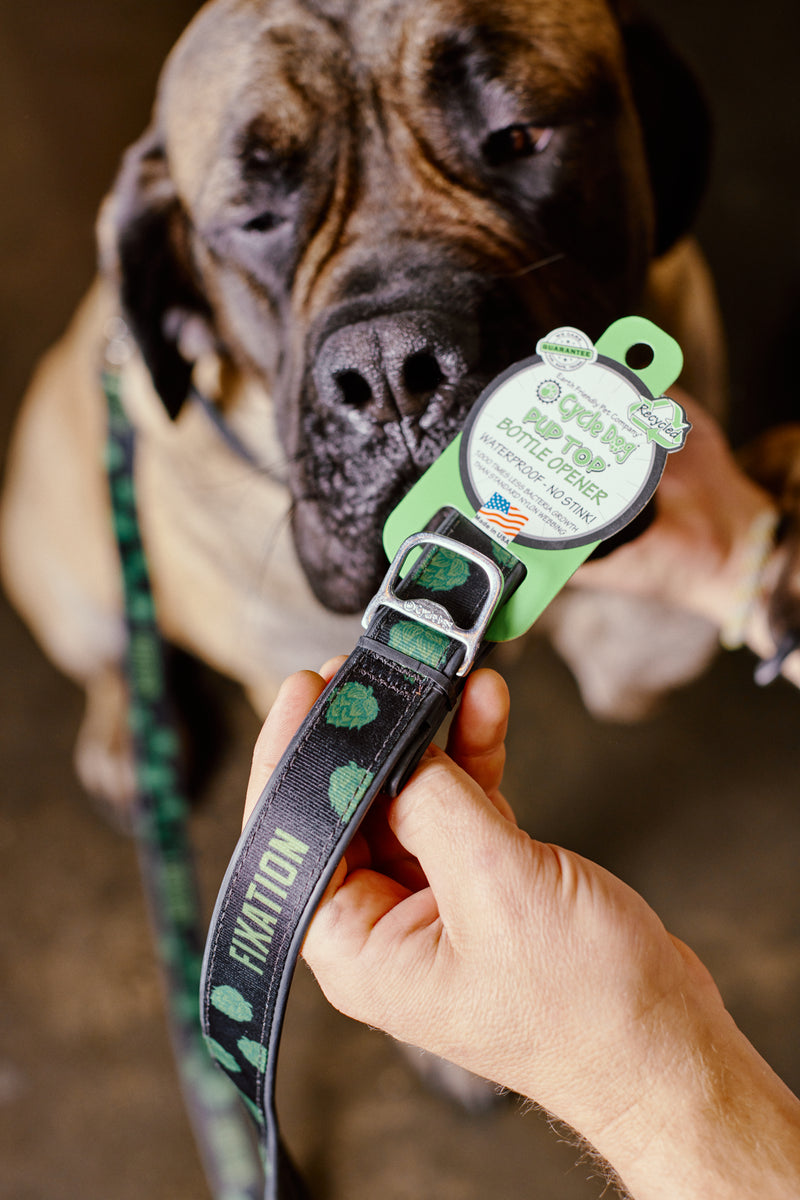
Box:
383, 316, 689, 641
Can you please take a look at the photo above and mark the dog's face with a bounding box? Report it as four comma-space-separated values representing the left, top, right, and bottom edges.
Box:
104, 0, 708, 612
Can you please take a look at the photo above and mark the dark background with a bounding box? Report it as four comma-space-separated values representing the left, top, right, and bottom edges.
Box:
1, 3, 799, 1198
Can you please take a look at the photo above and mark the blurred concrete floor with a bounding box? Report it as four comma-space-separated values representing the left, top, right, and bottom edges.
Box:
1, 2, 799, 1197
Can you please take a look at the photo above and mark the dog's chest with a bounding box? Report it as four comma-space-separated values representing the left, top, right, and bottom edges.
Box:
127, 383, 364, 708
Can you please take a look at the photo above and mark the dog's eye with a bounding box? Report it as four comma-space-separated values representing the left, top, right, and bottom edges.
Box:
243, 145, 273, 174
242, 211, 286, 234
483, 124, 553, 167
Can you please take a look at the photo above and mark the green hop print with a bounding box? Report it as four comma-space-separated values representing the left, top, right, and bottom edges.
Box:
326, 682, 380, 729
388, 620, 449, 668
328, 761, 375, 822
417, 547, 470, 592
210, 986, 253, 1023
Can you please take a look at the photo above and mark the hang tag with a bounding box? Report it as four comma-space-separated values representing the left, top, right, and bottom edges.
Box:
383, 316, 689, 641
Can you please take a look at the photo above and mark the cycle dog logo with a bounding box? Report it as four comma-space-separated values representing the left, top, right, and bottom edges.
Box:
536, 379, 561, 404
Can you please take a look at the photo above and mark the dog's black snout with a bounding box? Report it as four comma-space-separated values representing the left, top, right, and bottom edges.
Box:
314, 312, 474, 422
334, 349, 445, 413
403, 350, 446, 397
334, 369, 374, 409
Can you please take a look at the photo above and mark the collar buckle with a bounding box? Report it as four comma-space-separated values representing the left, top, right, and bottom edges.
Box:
362, 531, 505, 676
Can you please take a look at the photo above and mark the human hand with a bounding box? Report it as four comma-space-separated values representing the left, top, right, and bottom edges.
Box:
574, 389, 800, 686
246, 664, 800, 1198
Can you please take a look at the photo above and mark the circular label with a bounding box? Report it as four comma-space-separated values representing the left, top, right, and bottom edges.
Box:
536, 326, 597, 372
459, 350, 671, 550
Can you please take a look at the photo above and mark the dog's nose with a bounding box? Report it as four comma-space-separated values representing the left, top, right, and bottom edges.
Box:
313, 312, 475, 422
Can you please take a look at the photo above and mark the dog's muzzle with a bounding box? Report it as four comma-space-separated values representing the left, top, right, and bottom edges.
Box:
312, 309, 477, 424
293, 307, 488, 612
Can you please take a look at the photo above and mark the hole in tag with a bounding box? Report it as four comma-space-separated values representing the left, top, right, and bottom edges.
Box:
625, 342, 655, 370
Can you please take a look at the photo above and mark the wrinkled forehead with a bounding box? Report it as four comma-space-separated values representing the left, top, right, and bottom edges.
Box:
158, 0, 623, 194
158, 0, 347, 193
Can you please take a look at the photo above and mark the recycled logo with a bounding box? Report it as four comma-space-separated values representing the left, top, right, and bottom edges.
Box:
326, 681, 379, 729
535, 327, 597, 372
627, 394, 691, 451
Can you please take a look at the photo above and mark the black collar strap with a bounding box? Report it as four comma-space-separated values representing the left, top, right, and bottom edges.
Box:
200, 507, 525, 1199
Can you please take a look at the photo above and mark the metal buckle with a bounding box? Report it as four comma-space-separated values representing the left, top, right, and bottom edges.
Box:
361, 532, 505, 676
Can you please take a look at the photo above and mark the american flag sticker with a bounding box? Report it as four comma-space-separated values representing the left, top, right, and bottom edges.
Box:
475, 492, 529, 541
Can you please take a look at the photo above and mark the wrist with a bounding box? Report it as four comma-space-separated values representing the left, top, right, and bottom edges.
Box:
682, 481, 779, 637
714, 504, 779, 651
583, 991, 800, 1200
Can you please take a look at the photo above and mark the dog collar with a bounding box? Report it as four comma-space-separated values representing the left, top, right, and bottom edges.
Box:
200, 510, 524, 1198
200, 317, 690, 1199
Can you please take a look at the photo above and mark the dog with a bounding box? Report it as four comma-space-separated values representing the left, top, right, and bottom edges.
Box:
1, 0, 798, 814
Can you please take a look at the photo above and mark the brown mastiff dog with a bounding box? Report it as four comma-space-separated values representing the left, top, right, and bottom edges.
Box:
1, 0, 798, 810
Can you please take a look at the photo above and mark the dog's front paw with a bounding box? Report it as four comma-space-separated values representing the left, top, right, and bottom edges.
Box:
738, 423, 800, 686
541, 591, 719, 720
74, 666, 138, 831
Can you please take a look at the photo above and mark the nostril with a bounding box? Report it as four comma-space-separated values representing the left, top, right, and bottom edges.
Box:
402, 351, 445, 398
334, 369, 373, 408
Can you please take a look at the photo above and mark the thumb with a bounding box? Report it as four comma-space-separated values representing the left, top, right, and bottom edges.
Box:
385, 746, 528, 943
302, 751, 513, 979
301, 752, 509, 1032
244, 670, 328, 823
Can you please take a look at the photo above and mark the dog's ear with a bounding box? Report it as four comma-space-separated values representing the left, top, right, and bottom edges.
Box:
97, 126, 214, 418
617, 10, 712, 257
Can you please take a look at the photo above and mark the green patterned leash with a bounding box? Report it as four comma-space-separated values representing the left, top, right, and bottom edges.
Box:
102, 331, 262, 1200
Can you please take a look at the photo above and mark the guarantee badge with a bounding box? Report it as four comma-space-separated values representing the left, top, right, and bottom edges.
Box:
459, 327, 690, 550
